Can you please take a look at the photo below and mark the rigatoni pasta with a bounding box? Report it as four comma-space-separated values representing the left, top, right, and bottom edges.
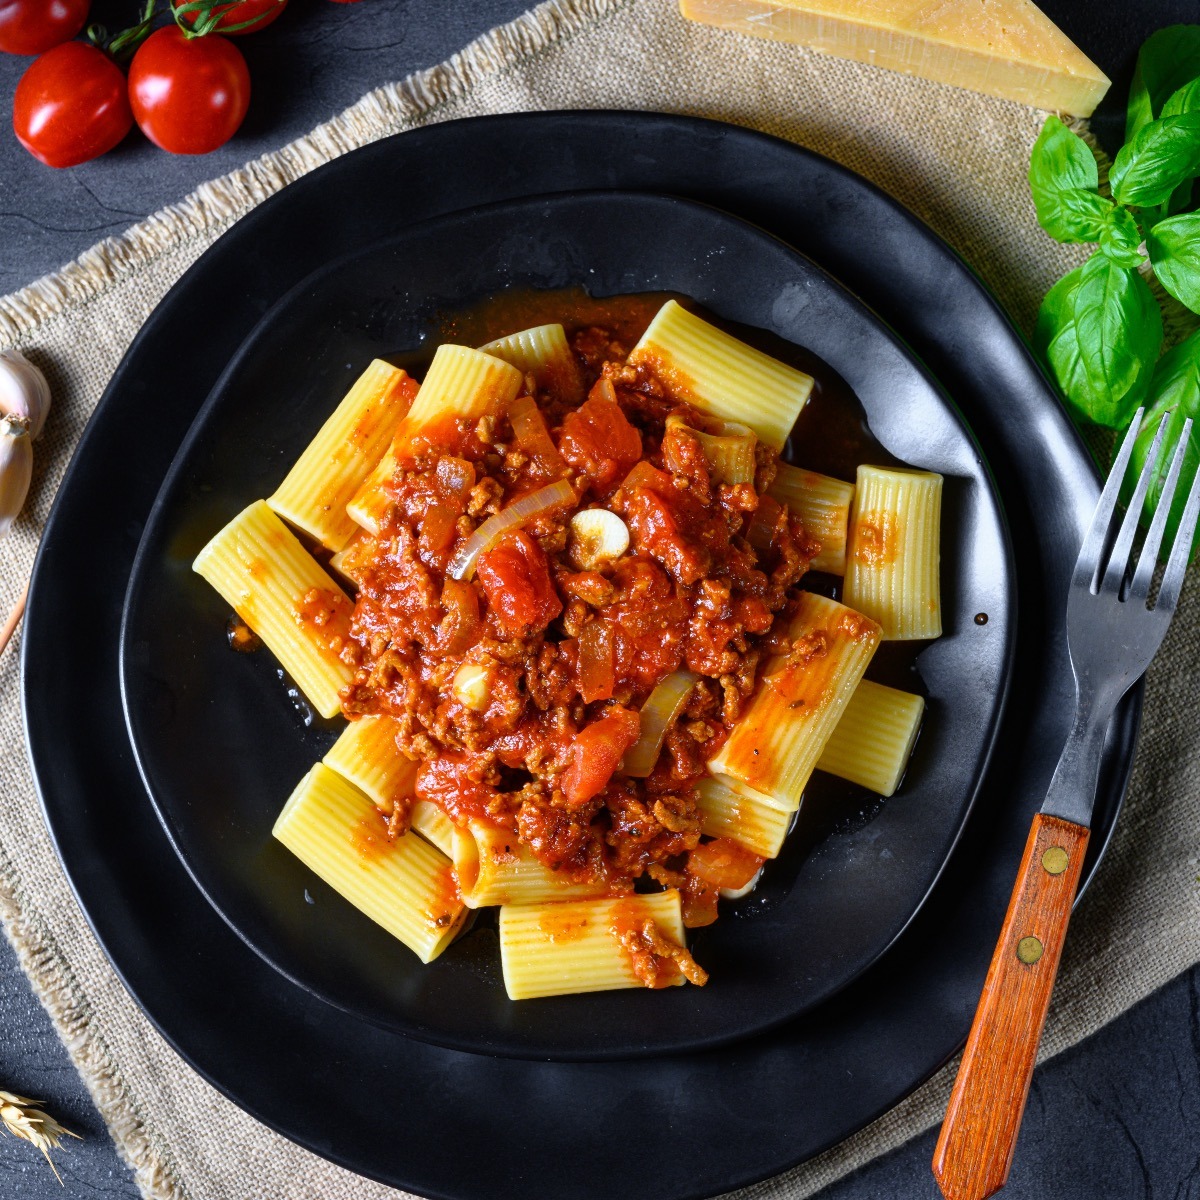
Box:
816, 679, 925, 797
708, 592, 882, 809
195, 296, 947, 998
273, 764, 466, 963
266, 360, 417, 552
499, 891, 690, 1000
192, 500, 354, 719
629, 299, 813, 450
768, 463, 855, 574
452, 820, 613, 909
843, 465, 943, 640
479, 323, 585, 404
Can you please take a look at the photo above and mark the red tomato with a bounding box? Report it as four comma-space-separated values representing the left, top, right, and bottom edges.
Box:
561, 707, 641, 806
171, 0, 287, 36
128, 27, 249, 155
687, 838, 764, 890
558, 391, 642, 490
0, 0, 88, 56
475, 530, 563, 637
12, 42, 132, 168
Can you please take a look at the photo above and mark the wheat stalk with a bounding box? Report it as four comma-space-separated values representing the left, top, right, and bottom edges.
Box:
0, 1089, 81, 1184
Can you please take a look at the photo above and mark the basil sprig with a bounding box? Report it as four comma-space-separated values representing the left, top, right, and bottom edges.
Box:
1031, 24, 1200, 514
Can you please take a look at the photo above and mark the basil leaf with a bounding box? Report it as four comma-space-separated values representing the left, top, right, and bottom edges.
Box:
1147, 212, 1200, 313
1029, 117, 1106, 242
1098, 207, 1144, 267
1129, 330, 1200, 554
1162, 76, 1200, 117
1055, 254, 1163, 428
1034, 267, 1092, 425
1127, 26, 1200, 142
1110, 114, 1200, 208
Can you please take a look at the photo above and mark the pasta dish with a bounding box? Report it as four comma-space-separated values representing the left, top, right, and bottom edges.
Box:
193, 298, 942, 1000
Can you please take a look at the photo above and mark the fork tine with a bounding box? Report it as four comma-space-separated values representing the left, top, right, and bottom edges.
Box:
1156, 450, 1200, 614
1130, 417, 1192, 601
1101, 413, 1170, 594
1074, 409, 1145, 592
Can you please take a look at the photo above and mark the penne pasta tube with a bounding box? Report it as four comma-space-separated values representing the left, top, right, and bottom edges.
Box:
452, 819, 613, 909
708, 592, 881, 810
192, 500, 355, 719
347, 345, 523, 534
768, 463, 855, 574
816, 679, 925, 797
267, 360, 417, 553
842, 465, 943, 640
323, 714, 416, 814
479, 323, 585, 404
273, 764, 466, 963
695, 775, 795, 859
629, 300, 813, 451
499, 891, 688, 1000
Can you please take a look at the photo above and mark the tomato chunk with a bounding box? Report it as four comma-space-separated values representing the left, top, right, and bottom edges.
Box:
561, 706, 641, 806
476, 530, 563, 636
558, 392, 642, 490
687, 838, 765, 890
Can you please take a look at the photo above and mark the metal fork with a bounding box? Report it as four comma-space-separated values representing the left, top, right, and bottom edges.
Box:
932, 409, 1200, 1200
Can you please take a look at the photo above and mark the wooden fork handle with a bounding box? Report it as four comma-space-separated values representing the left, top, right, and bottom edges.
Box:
932, 813, 1089, 1200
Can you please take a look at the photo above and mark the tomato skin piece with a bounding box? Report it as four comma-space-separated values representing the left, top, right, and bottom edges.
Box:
12, 42, 132, 168
558, 395, 642, 490
128, 27, 250, 155
171, 0, 287, 35
0, 0, 88, 56
561, 706, 641, 807
475, 530, 563, 637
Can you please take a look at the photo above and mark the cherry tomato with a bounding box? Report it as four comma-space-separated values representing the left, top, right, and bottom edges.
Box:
0, 0, 88, 56
128, 27, 249, 155
170, 0, 287, 36
12, 41, 132, 168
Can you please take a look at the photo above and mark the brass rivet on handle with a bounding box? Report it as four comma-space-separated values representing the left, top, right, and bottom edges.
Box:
1016, 936, 1043, 964
1042, 846, 1069, 875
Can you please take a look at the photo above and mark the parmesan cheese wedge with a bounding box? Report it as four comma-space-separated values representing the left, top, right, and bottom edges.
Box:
679, 0, 1110, 116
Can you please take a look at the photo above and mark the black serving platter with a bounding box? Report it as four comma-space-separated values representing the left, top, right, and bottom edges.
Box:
118, 190, 1013, 1060
23, 112, 1138, 1200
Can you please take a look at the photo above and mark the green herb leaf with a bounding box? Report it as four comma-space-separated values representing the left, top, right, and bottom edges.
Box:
1029, 117, 1107, 242
1147, 212, 1200, 313
1036, 255, 1162, 428
1110, 114, 1200, 208
1162, 76, 1200, 117
1128, 330, 1200, 555
1127, 26, 1200, 141
1098, 206, 1145, 267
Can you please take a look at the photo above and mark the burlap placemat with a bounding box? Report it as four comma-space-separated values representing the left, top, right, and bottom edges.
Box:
2, 1, 1197, 1197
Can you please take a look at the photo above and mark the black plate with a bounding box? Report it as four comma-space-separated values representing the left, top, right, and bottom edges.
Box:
23, 113, 1138, 1199
118, 191, 1013, 1060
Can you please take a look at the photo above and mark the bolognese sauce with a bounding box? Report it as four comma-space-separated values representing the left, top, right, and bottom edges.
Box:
336, 312, 824, 954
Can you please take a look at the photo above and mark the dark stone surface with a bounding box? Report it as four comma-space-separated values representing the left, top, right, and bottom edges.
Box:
1, 0, 1197, 1197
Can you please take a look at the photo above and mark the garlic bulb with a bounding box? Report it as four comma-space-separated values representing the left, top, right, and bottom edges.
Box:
0, 415, 32, 539
0, 351, 51, 439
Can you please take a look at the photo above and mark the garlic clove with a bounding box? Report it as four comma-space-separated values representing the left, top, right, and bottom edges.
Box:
0, 417, 33, 539
452, 661, 492, 711
0, 350, 51, 440
569, 508, 630, 570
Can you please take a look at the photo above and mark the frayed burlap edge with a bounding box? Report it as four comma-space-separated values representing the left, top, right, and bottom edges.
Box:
0, 0, 632, 346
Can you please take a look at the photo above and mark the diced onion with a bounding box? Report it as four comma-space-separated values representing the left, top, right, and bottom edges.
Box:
578, 619, 615, 703
508, 394, 565, 474
623, 669, 700, 777
452, 662, 492, 711
447, 479, 575, 581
